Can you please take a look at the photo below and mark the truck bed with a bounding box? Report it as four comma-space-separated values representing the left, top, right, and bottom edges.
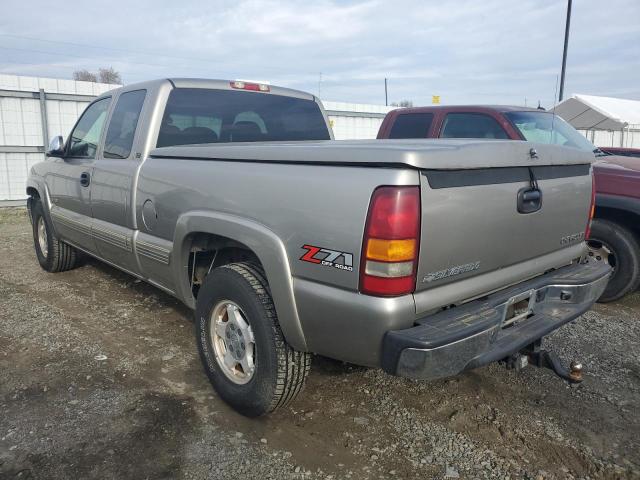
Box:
150, 139, 594, 170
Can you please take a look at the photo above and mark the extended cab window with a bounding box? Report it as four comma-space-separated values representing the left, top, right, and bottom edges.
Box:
388, 113, 434, 139
440, 113, 509, 139
104, 89, 146, 159
67, 98, 110, 158
156, 88, 330, 147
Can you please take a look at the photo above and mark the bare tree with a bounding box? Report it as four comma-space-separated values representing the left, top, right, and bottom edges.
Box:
391, 100, 414, 108
98, 67, 122, 85
73, 69, 98, 82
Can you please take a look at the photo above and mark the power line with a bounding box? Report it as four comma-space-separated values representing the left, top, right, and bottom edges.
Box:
0, 33, 302, 75
0, 59, 153, 82
0, 45, 171, 70
0, 33, 220, 65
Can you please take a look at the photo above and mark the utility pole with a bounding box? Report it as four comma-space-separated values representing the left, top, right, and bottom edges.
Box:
384, 78, 388, 106
558, 0, 572, 102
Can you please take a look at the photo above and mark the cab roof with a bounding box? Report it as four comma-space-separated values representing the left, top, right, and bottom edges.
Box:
95, 78, 316, 102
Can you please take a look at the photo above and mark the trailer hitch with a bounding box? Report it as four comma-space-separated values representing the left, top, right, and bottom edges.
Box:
527, 350, 583, 383
505, 341, 583, 384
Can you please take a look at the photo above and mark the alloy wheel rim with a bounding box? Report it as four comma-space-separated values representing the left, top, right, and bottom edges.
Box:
37, 217, 48, 258
210, 300, 256, 385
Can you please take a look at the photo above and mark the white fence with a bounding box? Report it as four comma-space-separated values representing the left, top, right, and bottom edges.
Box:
579, 127, 640, 149
0, 75, 396, 201
0, 74, 115, 201
323, 101, 395, 140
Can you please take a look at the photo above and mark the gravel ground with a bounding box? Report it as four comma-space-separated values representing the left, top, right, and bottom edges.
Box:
0, 207, 638, 480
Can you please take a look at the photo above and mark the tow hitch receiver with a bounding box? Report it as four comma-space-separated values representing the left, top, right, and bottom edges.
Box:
527, 350, 583, 383
506, 341, 583, 384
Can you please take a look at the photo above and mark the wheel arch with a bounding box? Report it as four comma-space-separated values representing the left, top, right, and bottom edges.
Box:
594, 194, 640, 241
26, 180, 50, 223
173, 210, 307, 351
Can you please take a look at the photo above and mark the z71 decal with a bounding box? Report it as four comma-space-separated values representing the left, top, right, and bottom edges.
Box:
300, 244, 354, 272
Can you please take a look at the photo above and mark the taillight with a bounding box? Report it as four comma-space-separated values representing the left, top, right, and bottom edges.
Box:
360, 186, 420, 296
585, 174, 596, 239
230, 80, 270, 92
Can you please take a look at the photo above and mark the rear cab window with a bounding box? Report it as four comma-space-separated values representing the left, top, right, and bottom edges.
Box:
440, 113, 509, 139
156, 88, 331, 147
388, 113, 434, 139
104, 89, 146, 159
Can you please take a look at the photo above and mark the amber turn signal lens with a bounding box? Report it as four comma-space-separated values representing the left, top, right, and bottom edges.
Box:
366, 238, 416, 262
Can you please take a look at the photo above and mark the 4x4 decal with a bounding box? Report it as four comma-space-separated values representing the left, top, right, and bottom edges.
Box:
300, 244, 354, 272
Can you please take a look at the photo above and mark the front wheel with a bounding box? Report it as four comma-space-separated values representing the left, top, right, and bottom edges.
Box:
588, 218, 640, 302
30, 198, 79, 272
195, 263, 311, 416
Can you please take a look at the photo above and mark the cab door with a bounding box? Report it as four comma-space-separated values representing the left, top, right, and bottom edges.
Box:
91, 89, 147, 271
47, 97, 111, 252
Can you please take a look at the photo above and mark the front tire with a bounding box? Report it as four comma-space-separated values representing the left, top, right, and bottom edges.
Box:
195, 263, 311, 417
30, 198, 79, 272
588, 218, 640, 302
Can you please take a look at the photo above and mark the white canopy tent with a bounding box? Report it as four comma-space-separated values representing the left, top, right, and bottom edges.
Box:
553, 94, 640, 148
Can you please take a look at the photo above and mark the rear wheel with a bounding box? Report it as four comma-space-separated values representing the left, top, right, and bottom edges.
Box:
195, 262, 311, 416
588, 218, 640, 302
30, 198, 79, 272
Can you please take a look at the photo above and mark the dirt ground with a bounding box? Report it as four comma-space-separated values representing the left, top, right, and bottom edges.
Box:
0, 207, 638, 480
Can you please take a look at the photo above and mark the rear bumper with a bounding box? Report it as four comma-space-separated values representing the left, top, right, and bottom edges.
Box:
381, 260, 611, 380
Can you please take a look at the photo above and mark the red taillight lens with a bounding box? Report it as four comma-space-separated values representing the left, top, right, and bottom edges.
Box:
365, 187, 420, 239
585, 174, 596, 239
360, 186, 420, 296
361, 275, 416, 296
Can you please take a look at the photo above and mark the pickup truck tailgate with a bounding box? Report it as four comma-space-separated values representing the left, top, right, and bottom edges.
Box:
415, 149, 593, 295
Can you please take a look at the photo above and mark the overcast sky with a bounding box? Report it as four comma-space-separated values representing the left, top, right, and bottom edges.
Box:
1, 0, 638, 107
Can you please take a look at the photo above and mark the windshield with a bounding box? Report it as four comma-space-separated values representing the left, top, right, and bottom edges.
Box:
505, 111, 597, 153
157, 88, 331, 147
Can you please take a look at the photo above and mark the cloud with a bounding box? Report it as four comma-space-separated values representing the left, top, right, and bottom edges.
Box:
0, 0, 638, 105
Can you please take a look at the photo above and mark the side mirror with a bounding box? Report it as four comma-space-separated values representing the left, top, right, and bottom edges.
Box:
46, 135, 65, 158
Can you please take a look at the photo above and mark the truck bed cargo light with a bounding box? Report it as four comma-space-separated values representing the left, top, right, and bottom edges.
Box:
230, 81, 270, 92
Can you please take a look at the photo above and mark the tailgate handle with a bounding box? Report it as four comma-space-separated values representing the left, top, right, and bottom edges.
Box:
517, 187, 542, 214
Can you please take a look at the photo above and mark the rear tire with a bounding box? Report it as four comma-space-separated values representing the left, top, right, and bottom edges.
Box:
30, 198, 79, 273
195, 262, 311, 417
588, 218, 640, 302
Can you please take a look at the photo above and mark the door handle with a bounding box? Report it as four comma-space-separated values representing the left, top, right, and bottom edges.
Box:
517, 187, 542, 214
80, 171, 91, 187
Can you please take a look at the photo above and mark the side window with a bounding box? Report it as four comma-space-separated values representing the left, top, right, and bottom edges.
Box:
104, 90, 146, 159
67, 98, 110, 158
388, 113, 434, 139
440, 113, 509, 139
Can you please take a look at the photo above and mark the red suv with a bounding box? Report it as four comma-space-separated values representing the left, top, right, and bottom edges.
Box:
378, 106, 640, 302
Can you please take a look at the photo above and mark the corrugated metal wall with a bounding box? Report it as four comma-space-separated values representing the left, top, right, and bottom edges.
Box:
0, 74, 115, 201
323, 101, 395, 140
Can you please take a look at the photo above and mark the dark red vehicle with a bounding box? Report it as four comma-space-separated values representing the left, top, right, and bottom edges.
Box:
378, 105, 640, 302
598, 147, 640, 158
